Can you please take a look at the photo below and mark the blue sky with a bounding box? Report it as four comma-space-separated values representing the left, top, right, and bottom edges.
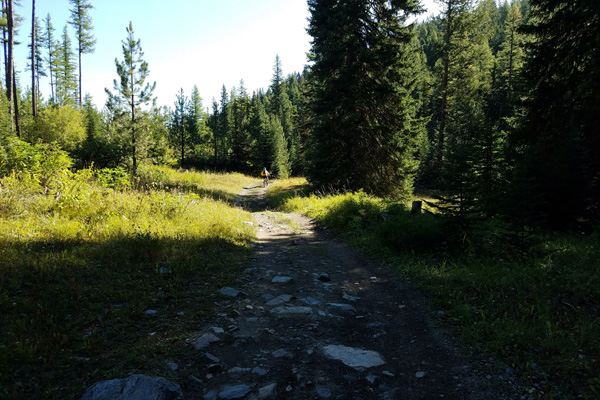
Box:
14, 0, 440, 110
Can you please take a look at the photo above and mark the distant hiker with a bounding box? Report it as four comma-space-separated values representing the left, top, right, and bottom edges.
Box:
261, 167, 270, 187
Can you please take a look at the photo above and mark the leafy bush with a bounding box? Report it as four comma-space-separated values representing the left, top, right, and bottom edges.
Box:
32, 105, 86, 151
378, 204, 449, 253
95, 167, 131, 190
0, 138, 73, 194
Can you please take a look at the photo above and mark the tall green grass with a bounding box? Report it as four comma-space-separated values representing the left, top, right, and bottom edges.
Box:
0, 163, 255, 398
266, 178, 600, 399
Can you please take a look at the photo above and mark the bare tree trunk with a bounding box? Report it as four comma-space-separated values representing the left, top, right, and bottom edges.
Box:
131, 71, 137, 176
437, 0, 453, 165
13, 70, 20, 136
2, 0, 6, 93
32, 0, 38, 117
6, 0, 15, 134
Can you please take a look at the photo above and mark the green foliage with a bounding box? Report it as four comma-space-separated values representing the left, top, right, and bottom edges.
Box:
169, 88, 190, 166
69, 0, 96, 107
54, 25, 78, 106
0, 167, 254, 398
32, 105, 86, 150
378, 205, 448, 253
269, 115, 289, 178
105, 21, 156, 175
513, 0, 600, 229
0, 138, 73, 194
95, 167, 131, 190
306, 0, 423, 197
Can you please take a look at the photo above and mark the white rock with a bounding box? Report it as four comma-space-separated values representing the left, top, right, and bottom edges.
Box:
266, 294, 294, 306
193, 333, 220, 349
270, 306, 313, 315
271, 276, 293, 283
258, 383, 277, 399
322, 345, 385, 369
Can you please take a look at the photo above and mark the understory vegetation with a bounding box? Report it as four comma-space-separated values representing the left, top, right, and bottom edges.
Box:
0, 142, 255, 398
266, 178, 600, 399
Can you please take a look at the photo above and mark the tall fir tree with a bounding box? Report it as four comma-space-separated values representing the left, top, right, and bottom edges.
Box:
43, 13, 57, 101
30, 0, 38, 116
269, 115, 289, 178
105, 21, 156, 175
216, 85, 229, 167
186, 85, 209, 160
169, 88, 189, 167
306, 0, 423, 197
69, 0, 95, 108
514, 0, 600, 228
229, 80, 252, 171
55, 25, 78, 106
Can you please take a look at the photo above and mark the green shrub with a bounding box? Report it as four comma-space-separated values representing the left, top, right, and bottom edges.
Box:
32, 105, 86, 151
378, 205, 448, 253
95, 167, 131, 190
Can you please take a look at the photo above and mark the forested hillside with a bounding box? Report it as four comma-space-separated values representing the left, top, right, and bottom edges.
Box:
3, 0, 597, 231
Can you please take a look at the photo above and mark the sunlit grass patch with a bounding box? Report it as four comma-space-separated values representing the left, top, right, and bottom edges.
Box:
0, 167, 254, 398
136, 165, 256, 203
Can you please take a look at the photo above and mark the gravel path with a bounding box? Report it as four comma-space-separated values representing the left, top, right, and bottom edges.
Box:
183, 182, 520, 400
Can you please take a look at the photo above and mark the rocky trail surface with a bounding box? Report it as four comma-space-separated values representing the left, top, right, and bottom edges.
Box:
82, 182, 520, 400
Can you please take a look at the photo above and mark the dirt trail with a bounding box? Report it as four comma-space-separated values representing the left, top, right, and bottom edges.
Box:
185, 182, 518, 399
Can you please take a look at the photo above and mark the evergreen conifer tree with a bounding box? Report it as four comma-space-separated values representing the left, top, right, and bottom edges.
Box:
69, 0, 95, 108
43, 14, 58, 101
169, 88, 189, 167
186, 85, 209, 161
105, 22, 156, 175
514, 0, 600, 228
306, 0, 423, 197
55, 25, 78, 106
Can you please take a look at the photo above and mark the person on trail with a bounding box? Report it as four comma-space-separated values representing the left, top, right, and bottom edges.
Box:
261, 167, 270, 187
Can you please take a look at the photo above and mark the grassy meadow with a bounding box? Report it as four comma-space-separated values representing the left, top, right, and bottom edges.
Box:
0, 158, 256, 398
266, 178, 600, 399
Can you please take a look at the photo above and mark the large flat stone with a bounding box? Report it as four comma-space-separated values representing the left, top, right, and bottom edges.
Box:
218, 384, 252, 399
220, 287, 245, 297
193, 333, 220, 349
80, 374, 183, 400
271, 276, 293, 283
269, 306, 313, 315
322, 345, 385, 369
266, 294, 294, 306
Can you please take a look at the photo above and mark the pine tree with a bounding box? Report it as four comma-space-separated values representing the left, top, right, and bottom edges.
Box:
514, 0, 600, 228
4, 0, 18, 135
169, 88, 189, 167
216, 85, 229, 167
105, 21, 156, 175
29, 0, 37, 116
186, 85, 209, 160
306, 0, 423, 197
433, 0, 473, 165
249, 92, 272, 170
433, 0, 496, 218
42, 14, 57, 101
55, 25, 78, 106
269, 115, 289, 178
69, 0, 95, 108
230, 80, 252, 171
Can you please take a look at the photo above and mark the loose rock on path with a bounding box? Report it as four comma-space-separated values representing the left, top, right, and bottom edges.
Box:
83, 181, 519, 400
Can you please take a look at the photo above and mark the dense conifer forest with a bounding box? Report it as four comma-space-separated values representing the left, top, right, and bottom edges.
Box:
3, 0, 597, 231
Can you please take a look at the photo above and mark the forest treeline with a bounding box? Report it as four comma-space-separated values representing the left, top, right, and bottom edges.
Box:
1, 0, 599, 231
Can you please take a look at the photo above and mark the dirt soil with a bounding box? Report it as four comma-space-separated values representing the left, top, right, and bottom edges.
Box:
183, 182, 520, 400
